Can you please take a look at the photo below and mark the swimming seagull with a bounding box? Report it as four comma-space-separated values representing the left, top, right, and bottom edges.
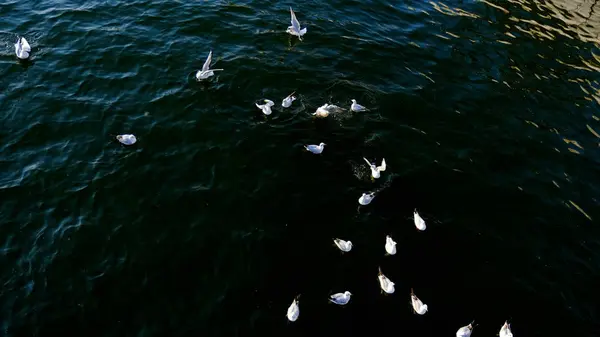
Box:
377, 267, 395, 294
358, 192, 375, 205
286, 295, 300, 322
456, 321, 475, 337
363, 157, 386, 179
333, 238, 352, 252
414, 209, 426, 231
385, 235, 397, 255
287, 7, 307, 41
329, 291, 352, 305
350, 99, 368, 112
410, 288, 428, 315
313, 104, 345, 118
256, 99, 275, 115
282, 92, 296, 108
304, 142, 326, 154
14, 36, 31, 59
196, 50, 223, 81
116, 134, 137, 145
499, 321, 513, 337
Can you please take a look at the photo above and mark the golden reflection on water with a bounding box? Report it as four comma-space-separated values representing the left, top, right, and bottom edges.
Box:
430, 0, 600, 220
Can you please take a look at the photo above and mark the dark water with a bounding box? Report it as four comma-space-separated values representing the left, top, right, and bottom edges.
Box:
1, 0, 599, 336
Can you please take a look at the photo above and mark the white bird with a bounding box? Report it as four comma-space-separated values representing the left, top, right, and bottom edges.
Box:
350, 99, 367, 112
329, 291, 352, 305
333, 238, 352, 252
287, 7, 307, 40
499, 321, 513, 337
410, 289, 428, 315
358, 192, 375, 205
256, 99, 275, 115
377, 267, 395, 294
312, 104, 344, 118
14, 36, 31, 60
196, 50, 223, 80
385, 235, 397, 255
282, 92, 296, 108
116, 134, 137, 145
414, 209, 426, 231
304, 142, 325, 154
456, 321, 475, 337
363, 157, 386, 179
286, 295, 300, 322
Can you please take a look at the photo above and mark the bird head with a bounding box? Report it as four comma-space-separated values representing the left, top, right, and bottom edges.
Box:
319, 142, 326, 146
421, 304, 428, 313
345, 291, 352, 296
351, 99, 356, 103
347, 241, 353, 248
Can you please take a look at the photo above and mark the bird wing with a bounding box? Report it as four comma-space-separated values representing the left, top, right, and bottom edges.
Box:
363, 157, 373, 167
21, 38, 31, 52
202, 50, 212, 72
290, 7, 301, 32
330, 293, 343, 300
378, 158, 386, 171
412, 295, 423, 311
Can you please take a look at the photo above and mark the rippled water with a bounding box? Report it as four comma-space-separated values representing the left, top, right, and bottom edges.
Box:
1, 0, 599, 336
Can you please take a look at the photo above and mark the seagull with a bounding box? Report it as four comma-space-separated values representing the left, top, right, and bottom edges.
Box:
329, 291, 352, 305
304, 142, 325, 154
350, 99, 367, 112
414, 209, 426, 231
410, 289, 428, 315
196, 50, 223, 81
363, 157, 386, 179
385, 235, 397, 255
286, 295, 300, 322
287, 7, 307, 41
456, 321, 475, 337
333, 238, 352, 252
256, 99, 275, 115
116, 134, 137, 145
358, 192, 375, 205
282, 92, 296, 108
377, 267, 395, 294
14, 36, 31, 59
499, 321, 513, 337
312, 104, 344, 118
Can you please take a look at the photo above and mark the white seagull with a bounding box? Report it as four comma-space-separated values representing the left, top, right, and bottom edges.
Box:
116, 134, 137, 145
385, 235, 397, 255
456, 321, 475, 337
377, 267, 395, 294
312, 103, 344, 118
287, 7, 307, 40
304, 142, 326, 154
196, 50, 223, 81
329, 291, 352, 305
414, 209, 426, 231
410, 289, 428, 315
358, 192, 375, 205
363, 157, 386, 179
499, 321, 513, 337
350, 99, 368, 112
333, 238, 352, 252
256, 99, 275, 115
282, 92, 296, 108
286, 295, 300, 322
14, 36, 31, 60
